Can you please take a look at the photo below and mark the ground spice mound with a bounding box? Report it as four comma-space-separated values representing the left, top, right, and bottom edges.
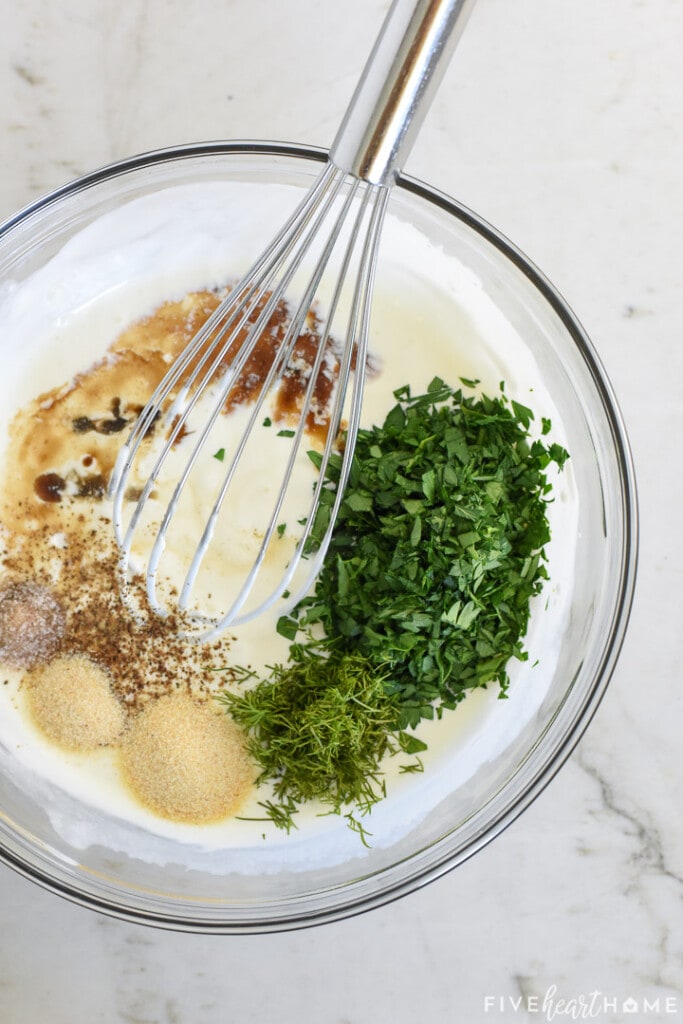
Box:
120, 692, 253, 824
0, 580, 65, 668
26, 654, 124, 751
57, 520, 235, 710
0, 511, 235, 712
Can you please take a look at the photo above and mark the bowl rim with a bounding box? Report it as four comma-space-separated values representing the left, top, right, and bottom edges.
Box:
0, 140, 639, 933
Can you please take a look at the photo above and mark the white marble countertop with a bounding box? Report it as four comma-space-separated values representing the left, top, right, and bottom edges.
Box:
0, 1, 681, 1022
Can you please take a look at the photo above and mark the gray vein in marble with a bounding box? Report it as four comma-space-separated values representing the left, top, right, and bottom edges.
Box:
514, 973, 539, 1006
575, 746, 683, 996
576, 748, 683, 892
623, 304, 655, 319
13, 64, 45, 87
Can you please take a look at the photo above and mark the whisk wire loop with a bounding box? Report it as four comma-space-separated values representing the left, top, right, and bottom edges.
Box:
139, 168, 356, 612
113, 164, 348, 602
194, 180, 390, 635
177, 176, 365, 618
281, 182, 391, 613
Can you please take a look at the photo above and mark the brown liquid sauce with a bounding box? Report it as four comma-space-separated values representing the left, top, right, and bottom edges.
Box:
2, 287, 343, 531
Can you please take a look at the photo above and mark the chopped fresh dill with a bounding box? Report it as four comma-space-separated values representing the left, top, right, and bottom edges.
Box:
220, 646, 417, 834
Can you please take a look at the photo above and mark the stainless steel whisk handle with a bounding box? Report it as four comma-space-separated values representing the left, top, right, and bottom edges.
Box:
330, 0, 477, 186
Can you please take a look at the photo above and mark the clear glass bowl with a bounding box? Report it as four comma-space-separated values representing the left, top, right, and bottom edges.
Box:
0, 142, 637, 932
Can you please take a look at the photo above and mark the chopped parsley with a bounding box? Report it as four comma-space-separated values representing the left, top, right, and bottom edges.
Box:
283, 377, 568, 728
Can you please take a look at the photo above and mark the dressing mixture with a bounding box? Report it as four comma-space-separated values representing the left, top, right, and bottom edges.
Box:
0, 181, 577, 856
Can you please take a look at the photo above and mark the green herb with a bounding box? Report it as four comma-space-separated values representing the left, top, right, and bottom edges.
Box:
236, 796, 300, 834
281, 376, 568, 729
221, 376, 568, 835
213, 447, 226, 462
276, 522, 287, 538
220, 645, 414, 832
263, 417, 272, 427
277, 428, 295, 438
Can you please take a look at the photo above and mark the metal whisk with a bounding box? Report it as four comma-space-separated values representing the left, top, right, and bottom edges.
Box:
111, 0, 476, 638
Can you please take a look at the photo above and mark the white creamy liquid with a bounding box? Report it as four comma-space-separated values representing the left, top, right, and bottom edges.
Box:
0, 181, 578, 870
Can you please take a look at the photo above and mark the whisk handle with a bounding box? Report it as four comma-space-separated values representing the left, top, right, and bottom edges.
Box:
330, 0, 476, 187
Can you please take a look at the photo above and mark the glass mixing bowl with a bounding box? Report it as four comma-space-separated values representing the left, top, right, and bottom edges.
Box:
0, 142, 637, 932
